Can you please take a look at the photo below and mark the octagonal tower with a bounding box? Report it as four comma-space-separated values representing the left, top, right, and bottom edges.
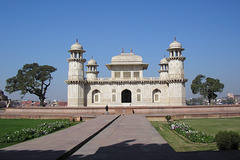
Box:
66, 39, 86, 107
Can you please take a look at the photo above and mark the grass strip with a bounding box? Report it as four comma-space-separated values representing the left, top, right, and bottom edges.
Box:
0, 119, 80, 149
181, 118, 240, 136
151, 121, 217, 152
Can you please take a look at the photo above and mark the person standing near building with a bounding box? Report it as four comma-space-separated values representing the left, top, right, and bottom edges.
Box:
105, 105, 109, 115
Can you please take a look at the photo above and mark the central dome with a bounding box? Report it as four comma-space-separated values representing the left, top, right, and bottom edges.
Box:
105, 49, 149, 70
111, 53, 143, 64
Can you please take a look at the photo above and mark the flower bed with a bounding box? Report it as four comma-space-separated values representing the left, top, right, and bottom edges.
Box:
169, 121, 215, 143
0, 121, 72, 143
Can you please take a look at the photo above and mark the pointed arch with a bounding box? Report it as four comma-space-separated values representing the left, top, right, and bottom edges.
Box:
92, 89, 100, 103
152, 89, 161, 103
121, 89, 132, 103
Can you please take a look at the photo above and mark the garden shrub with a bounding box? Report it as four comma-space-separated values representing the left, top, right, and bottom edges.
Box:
165, 115, 171, 122
215, 131, 240, 150
170, 121, 215, 143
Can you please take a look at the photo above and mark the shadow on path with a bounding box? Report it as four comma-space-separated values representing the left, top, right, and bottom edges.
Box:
69, 139, 240, 160
68, 139, 180, 160
1, 140, 240, 160
0, 149, 66, 160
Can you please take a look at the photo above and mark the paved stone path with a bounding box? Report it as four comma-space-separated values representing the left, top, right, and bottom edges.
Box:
67, 114, 179, 160
0, 115, 118, 160
1, 114, 240, 160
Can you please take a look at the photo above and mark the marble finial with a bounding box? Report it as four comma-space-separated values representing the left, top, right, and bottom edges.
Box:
122, 48, 124, 53
130, 48, 133, 53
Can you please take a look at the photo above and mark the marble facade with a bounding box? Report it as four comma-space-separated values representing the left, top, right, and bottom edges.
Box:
65, 38, 188, 107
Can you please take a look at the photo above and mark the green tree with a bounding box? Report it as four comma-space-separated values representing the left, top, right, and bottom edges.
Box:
5, 63, 57, 106
191, 74, 224, 104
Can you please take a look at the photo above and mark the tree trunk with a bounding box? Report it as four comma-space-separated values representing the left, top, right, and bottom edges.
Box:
39, 96, 45, 107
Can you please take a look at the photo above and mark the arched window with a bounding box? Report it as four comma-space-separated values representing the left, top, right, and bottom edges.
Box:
121, 89, 131, 103
92, 90, 100, 103
153, 89, 161, 103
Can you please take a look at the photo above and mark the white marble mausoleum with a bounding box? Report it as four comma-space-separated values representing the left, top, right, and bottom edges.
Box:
65, 38, 188, 107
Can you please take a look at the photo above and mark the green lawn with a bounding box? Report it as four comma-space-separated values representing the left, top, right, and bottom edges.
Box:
151, 117, 240, 152
181, 118, 240, 136
0, 119, 78, 148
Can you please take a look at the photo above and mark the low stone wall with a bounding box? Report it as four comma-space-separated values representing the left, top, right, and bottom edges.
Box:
4, 105, 240, 114
0, 112, 96, 121
147, 112, 240, 121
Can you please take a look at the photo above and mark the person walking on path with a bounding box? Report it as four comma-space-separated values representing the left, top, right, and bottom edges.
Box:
105, 105, 109, 115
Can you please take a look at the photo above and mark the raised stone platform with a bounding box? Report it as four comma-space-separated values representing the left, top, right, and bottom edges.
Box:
1, 105, 240, 120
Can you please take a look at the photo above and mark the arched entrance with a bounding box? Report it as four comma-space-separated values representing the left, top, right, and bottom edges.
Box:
121, 89, 131, 103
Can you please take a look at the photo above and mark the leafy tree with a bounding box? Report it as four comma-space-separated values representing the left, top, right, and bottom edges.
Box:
191, 74, 224, 104
5, 63, 57, 106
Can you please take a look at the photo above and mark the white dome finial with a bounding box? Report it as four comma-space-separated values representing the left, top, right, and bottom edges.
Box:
70, 39, 84, 51
87, 58, 97, 65
168, 37, 183, 49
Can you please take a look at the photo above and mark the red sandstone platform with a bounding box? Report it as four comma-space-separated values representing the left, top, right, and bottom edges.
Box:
1, 105, 240, 120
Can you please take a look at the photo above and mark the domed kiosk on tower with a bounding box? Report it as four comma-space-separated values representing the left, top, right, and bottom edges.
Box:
65, 38, 188, 107
69, 39, 84, 51
86, 57, 99, 80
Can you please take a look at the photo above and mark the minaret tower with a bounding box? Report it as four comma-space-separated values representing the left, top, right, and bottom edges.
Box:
86, 57, 99, 80
66, 39, 86, 107
158, 55, 169, 80
166, 37, 187, 105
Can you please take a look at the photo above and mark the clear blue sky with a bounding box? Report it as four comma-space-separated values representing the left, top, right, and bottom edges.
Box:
0, 0, 239, 101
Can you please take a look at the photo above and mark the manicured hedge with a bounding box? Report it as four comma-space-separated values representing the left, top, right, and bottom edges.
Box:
215, 131, 240, 150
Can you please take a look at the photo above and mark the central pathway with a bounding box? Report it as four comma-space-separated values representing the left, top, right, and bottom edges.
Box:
1, 115, 240, 159
67, 115, 180, 160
